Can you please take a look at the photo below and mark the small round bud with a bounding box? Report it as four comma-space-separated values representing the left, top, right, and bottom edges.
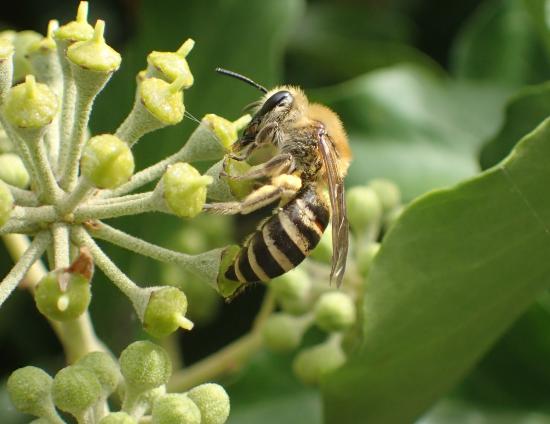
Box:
270, 268, 312, 315
54, 2, 94, 43
357, 243, 380, 277
2, 75, 58, 128
223, 157, 254, 199
143, 286, 194, 338
52, 365, 102, 417
314, 292, 356, 332
27, 20, 57, 55
7, 366, 53, 417
0, 153, 30, 188
152, 394, 201, 424
346, 186, 382, 234
35, 271, 91, 321
147, 38, 194, 85
119, 341, 172, 393
140, 76, 186, 125
262, 313, 306, 352
99, 412, 137, 424
162, 162, 212, 218
187, 383, 230, 424
76, 352, 120, 396
292, 341, 346, 385
81, 134, 134, 189
0, 180, 14, 228
67, 20, 121, 73
368, 178, 401, 212
203, 114, 251, 149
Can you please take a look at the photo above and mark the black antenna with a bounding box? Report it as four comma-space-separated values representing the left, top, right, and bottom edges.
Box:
215, 67, 268, 93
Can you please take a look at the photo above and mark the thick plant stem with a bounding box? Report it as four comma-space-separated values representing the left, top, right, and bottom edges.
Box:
52, 222, 70, 268
168, 292, 274, 391
0, 231, 50, 306
57, 177, 93, 214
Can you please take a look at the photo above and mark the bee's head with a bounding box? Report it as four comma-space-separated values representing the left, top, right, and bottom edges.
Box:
254, 86, 308, 124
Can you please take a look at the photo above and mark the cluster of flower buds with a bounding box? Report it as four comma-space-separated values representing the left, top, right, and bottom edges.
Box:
0, 1, 254, 336
260, 178, 402, 385
7, 341, 231, 424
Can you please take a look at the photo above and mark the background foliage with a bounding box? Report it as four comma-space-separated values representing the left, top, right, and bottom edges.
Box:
2, 0, 550, 423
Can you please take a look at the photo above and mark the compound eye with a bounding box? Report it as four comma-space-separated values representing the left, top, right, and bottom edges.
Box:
258, 91, 293, 115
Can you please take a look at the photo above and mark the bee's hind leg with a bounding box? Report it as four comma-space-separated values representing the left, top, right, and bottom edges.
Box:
226, 153, 294, 181
204, 173, 301, 215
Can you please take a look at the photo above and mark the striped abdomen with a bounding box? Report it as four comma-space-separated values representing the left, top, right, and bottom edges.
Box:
225, 184, 330, 283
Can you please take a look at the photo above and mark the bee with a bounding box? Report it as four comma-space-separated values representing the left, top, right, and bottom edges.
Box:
206, 68, 351, 287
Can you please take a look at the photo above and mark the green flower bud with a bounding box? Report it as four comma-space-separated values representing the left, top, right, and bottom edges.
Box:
187, 383, 230, 424
12, 30, 42, 82
270, 268, 312, 315
81, 134, 135, 189
357, 242, 380, 277
292, 341, 346, 385
262, 313, 308, 352
152, 394, 201, 424
0, 153, 30, 188
7, 366, 54, 417
28, 20, 57, 55
162, 162, 212, 218
143, 286, 194, 338
368, 178, 401, 212
119, 341, 172, 393
346, 186, 382, 234
2, 75, 58, 128
203, 114, 251, 150
76, 352, 120, 396
99, 412, 137, 424
314, 292, 356, 332
147, 38, 194, 85
35, 271, 91, 321
67, 20, 121, 73
52, 365, 102, 418
309, 227, 332, 264
224, 157, 255, 199
54, 1, 94, 43
0, 180, 14, 228
140, 76, 186, 125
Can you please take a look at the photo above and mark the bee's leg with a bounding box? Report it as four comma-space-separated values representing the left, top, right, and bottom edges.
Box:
204, 173, 301, 215
227, 153, 294, 181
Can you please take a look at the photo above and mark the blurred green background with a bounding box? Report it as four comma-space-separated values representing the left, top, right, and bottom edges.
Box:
2, 0, 550, 422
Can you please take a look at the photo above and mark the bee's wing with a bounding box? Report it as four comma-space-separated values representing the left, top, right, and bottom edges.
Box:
318, 132, 349, 287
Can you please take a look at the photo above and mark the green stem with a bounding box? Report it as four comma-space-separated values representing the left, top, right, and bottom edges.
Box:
74, 192, 158, 221
6, 184, 38, 206
0, 220, 40, 236
72, 226, 145, 310
87, 221, 222, 284
57, 177, 93, 215
167, 292, 274, 391
52, 222, 70, 268
0, 231, 50, 307
11, 205, 57, 223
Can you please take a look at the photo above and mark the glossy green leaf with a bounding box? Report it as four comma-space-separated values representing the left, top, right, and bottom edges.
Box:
481, 82, 550, 169
322, 118, 550, 423
451, 0, 550, 86
313, 65, 509, 199
523, 0, 550, 54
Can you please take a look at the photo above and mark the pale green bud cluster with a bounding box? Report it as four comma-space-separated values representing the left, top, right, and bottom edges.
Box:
8, 342, 231, 423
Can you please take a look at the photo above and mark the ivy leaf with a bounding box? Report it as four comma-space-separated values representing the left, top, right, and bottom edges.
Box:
322, 118, 550, 423
480, 82, 550, 169
450, 0, 550, 86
